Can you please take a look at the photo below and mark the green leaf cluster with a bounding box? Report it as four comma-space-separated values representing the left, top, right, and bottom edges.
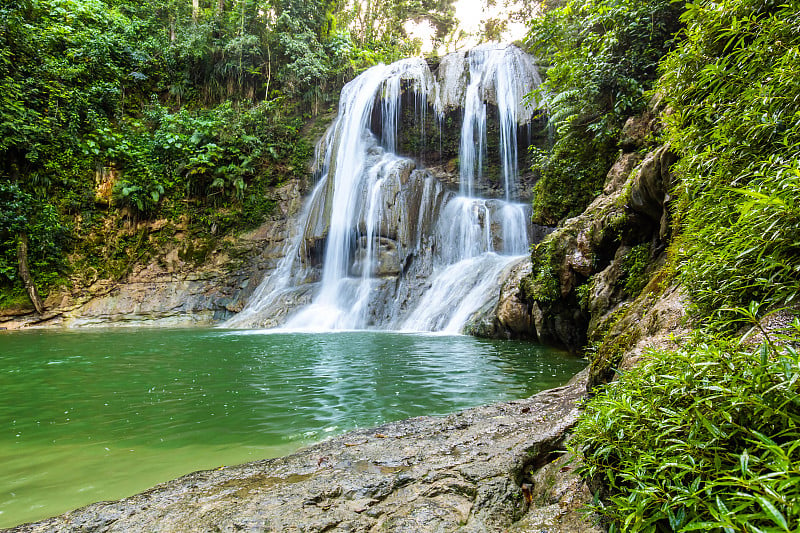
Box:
573, 320, 800, 532
526, 0, 683, 224
659, 0, 800, 328
1, 0, 422, 303
0, 183, 70, 296
108, 99, 309, 219
521, 237, 564, 304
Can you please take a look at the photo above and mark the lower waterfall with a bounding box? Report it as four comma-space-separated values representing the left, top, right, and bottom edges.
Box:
226, 44, 543, 333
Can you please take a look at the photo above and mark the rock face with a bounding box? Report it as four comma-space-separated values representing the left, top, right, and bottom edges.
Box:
0, 178, 308, 330
11, 373, 600, 533
519, 106, 686, 367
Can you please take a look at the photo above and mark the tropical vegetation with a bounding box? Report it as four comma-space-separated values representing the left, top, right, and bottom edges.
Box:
528, 0, 800, 530
0, 0, 450, 309
4, 0, 800, 528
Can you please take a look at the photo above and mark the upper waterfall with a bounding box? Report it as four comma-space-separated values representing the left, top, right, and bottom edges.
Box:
225, 44, 544, 333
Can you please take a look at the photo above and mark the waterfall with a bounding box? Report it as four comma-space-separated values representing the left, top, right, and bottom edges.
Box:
226, 44, 542, 333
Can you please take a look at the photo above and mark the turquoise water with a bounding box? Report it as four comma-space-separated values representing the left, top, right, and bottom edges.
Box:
0, 328, 584, 527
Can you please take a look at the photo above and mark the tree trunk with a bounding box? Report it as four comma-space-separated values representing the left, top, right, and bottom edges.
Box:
264, 47, 271, 100
217, 0, 224, 13
17, 233, 44, 314
365, 0, 373, 42
192, 0, 199, 21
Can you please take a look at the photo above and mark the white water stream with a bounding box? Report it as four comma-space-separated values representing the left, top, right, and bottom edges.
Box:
226, 44, 542, 333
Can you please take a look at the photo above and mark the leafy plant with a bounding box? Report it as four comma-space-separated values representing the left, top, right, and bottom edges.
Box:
525, 0, 683, 224
573, 315, 800, 532
621, 242, 651, 297
660, 0, 800, 329
521, 238, 564, 304
0, 183, 70, 293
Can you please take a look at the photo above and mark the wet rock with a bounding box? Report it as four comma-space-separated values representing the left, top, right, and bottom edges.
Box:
468, 260, 535, 339
435, 51, 468, 112
352, 237, 403, 277
629, 145, 677, 223
11, 374, 596, 533
496, 272, 535, 337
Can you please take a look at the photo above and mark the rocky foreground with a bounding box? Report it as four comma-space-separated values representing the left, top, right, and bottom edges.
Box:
9, 372, 600, 532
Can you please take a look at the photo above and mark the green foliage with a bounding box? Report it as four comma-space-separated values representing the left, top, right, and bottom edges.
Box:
339, 0, 456, 52
0, 183, 70, 291
529, 139, 617, 225
0, 0, 150, 183
660, 0, 800, 329
107, 99, 309, 226
576, 278, 593, 311
526, 0, 683, 224
0, 288, 33, 311
0, 0, 332, 294
621, 242, 650, 297
521, 237, 563, 304
573, 316, 800, 532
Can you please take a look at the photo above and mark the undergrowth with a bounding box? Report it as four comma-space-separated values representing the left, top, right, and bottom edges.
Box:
572, 312, 800, 532
660, 0, 800, 330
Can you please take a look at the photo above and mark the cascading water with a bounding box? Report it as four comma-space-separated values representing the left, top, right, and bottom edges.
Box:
226, 44, 543, 333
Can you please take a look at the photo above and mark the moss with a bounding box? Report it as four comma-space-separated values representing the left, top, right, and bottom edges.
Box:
178, 240, 210, 264
620, 242, 651, 297
588, 317, 640, 388
531, 137, 618, 226
521, 236, 568, 305
584, 293, 652, 388
0, 288, 35, 312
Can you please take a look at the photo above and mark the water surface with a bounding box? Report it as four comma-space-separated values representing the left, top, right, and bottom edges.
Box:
0, 328, 584, 527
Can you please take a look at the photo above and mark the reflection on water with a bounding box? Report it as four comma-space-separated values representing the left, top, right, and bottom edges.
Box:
0, 328, 584, 527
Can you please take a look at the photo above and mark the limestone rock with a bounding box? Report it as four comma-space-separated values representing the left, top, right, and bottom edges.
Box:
511, 452, 603, 533
435, 51, 468, 112
479, 260, 535, 338
603, 152, 642, 195
629, 145, 677, 222
520, 138, 677, 353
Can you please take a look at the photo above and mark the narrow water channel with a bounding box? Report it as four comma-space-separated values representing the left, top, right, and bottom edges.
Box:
0, 328, 584, 527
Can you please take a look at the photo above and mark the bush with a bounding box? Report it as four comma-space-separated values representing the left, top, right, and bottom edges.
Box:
110, 99, 309, 222
660, 0, 800, 328
526, 0, 683, 224
572, 319, 800, 532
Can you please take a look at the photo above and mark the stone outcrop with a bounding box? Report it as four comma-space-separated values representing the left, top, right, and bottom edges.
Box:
466, 259, 535, 339
11, 372, 600, 533
518, 108, 686, 376
0, 178, 307, 330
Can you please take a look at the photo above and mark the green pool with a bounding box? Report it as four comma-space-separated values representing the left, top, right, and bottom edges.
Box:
0, 328, 584, 527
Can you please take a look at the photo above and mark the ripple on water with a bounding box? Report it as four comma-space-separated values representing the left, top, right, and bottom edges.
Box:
0, 328, 584, 528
